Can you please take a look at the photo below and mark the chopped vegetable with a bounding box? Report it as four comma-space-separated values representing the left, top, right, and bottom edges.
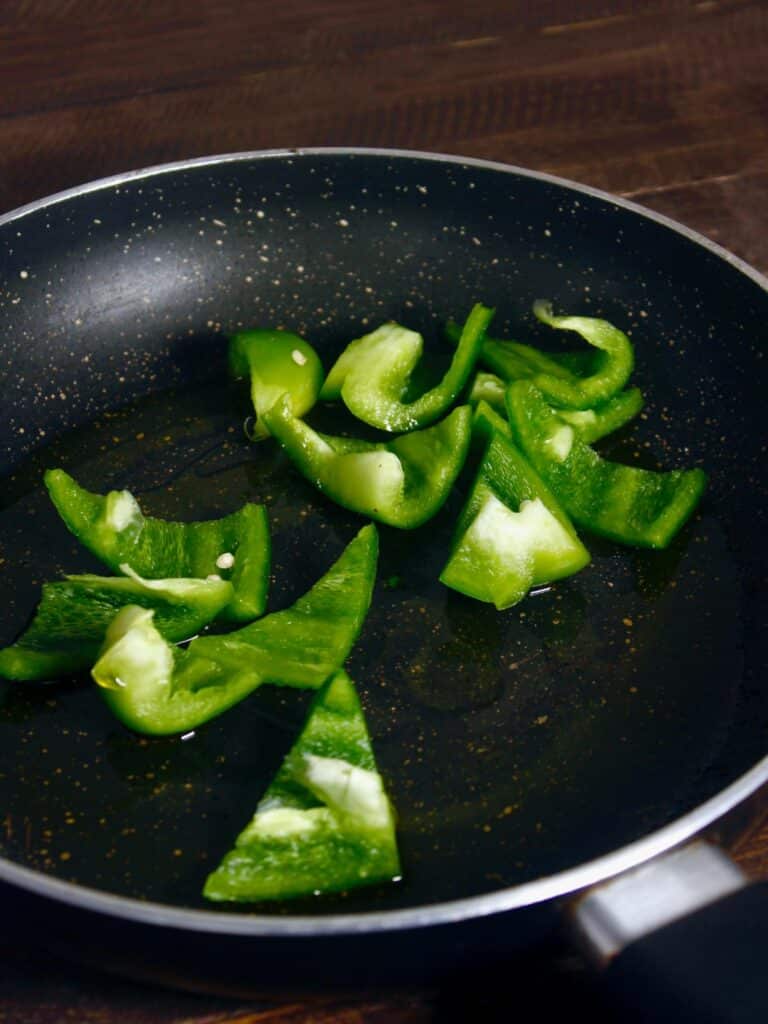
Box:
91, 524, 378, 735
0, 568, 233, 682
467, 370, 644, 445
440, 407, 590, 609
528, 301, 634, 410
470, 397, 514, 445
0, 291, 712, 910
262, 395, 472, 529
204, 669, 400, 902
229, 328, 324, 440
555, 388, 644, 445
320, 303, 494, 431
467, 370, 508, 413
445, 318, 599, 382
44, 469, 270, 622
505, 380, 707, 548
451, 302, 634, 410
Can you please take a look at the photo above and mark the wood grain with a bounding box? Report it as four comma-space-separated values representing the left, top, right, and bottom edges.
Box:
2, 0, 767, 260
1, 0, 767, 1020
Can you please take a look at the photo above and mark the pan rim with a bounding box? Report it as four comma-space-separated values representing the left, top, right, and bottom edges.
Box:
3, 145, 767, 295
1, 145, 767, 937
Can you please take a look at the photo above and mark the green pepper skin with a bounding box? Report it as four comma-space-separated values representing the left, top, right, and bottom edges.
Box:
445, 320, 599, 382
262, 396, 472, 529
91, 524, 378, 735
44, 469, 270, 622
452, 304, 634, 410
529, 301, 634, 410
320, 303, 494, 432
467, 371, 509, 414
555, 388, 644, 445
468, 371, 644, 445
229, 328, 324, 440
505, 381, 707, 549
204, 669, 400, 902
470, 398, 513, 446
0, 571, 234, 682
440, 410, 590, 609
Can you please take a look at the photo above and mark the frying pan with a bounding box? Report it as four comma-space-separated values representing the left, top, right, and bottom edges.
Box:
2, 149, 768, 1018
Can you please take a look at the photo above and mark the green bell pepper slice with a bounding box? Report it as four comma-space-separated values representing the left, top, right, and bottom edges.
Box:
44, 469, 270, 622
505, 381, 707, 549
555, 389, 644, 444
203, 669, 400, 902
0, 569, 233, 682
467, 370, 508, 413
229, 328, 324, 440
91, 524, 378, 735
470, 397, 514, 446
450, 303, 633, 410
445, 319, 599, 382
262, 395, 472, 529
441, 409, 590, 609
527, 301, 634, 410
319, 303, 494, 431
467, 371, 644, 445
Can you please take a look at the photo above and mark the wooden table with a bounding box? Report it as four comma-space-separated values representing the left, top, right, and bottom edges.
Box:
1, 1, 767, 1020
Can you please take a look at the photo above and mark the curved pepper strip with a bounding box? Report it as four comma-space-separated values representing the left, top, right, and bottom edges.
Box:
528, 301, 634, 410
91, 524, 378, 735
440, 407, 590, 609
262, 395, 471, 529
468, 371, 644, 445
450, 304, 633, 410
44, 469, 270, 622
0, 570, 233, 682
229, 328, 324, 440
319, 303, 494, 431
204, 669, 400, 902
445, 319, 599, 382
505, 381, 707, 549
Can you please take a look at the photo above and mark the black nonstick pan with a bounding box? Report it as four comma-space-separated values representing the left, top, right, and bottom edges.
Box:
2, 149, 768, 1019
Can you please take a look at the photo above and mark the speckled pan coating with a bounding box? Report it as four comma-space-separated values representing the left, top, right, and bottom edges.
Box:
0, 150, 767, 983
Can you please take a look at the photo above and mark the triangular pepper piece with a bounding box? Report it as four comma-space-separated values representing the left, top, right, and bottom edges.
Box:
204, 669, 400, 902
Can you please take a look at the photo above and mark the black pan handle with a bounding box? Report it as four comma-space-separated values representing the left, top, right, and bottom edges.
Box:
570, 840, 768, 1023
603, 881, 768, 1023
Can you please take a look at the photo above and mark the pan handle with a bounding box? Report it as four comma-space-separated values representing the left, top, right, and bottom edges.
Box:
570, 840, 768, 1023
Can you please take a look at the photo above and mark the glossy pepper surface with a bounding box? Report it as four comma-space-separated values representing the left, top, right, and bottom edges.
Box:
204, 669, 400, 902
505, 381, 707, 549
445, 318, 597, 383
320, 303, 494, 431
0, 569, 233, 682
229, 328, 324, 440
440, 405, 590, 609
91, 524, 378, 735
468, 370, 644, 445
262, 395, 471, 529
44, 469, 270, 622
452, 303, 634, 410
527, 301, 634, 410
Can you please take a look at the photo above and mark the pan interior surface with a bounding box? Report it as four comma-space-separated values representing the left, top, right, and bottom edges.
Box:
0, 151, 766, 920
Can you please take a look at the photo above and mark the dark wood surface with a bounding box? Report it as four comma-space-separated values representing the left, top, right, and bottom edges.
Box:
2, 1, 768, 1020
